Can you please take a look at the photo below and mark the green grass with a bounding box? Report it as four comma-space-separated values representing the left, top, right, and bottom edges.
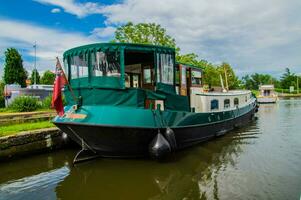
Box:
0, 121, 55, 137
251, 90, 260, 97
0, 108, 54, 114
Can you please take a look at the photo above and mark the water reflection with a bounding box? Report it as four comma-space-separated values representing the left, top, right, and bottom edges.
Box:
54, 122, 260, 200
0, 99, 300, 200
0, 166, 70, 200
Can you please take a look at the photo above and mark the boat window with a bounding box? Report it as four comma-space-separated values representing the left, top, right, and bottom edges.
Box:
191, 69, 202, 85
70, 53, 88, 79
234, 98, 239, 106
211, 99, 219, 110
181, 66, 187, 85
264, 90, 270, 96
175, 67, 180, 85
143, 68, 152, 84
156, 53, 174, 85
224, 99, 230, 108
245, 96, 248, 102
91, 50, 120, 77
63, 57, 69, 80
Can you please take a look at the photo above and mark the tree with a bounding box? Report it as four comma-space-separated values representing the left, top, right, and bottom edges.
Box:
40, 70, 55, 85
202, 64, 220, 87
280, 68, 297, 89
176, 53, 209, 69
0, 80, 5, 108
217, 63, 240, 89
202, 62, 240, 89
113, 22, 180, 52
3, 48, 27, 87
241, 73, 280, 90
30, 69, 40, 84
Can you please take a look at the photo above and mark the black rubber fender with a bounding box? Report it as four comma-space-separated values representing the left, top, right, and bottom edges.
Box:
149, 132, 171, 159
164, 127, 177, 151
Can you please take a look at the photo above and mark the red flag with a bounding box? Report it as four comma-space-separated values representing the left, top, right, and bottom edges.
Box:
52, 60, 65, 116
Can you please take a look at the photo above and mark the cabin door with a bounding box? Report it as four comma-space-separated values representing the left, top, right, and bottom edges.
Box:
186, 68, 192, 97
142, 63, 155, 109
179, 64, 187, 96
142, 63, 154, 90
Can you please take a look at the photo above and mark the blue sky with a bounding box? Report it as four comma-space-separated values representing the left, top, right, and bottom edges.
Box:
0, 0, 300, 78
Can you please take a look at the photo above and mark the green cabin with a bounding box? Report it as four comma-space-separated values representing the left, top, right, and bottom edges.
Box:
63, 43, 202, 112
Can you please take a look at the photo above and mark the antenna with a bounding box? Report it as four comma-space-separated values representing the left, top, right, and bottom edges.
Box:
220, 74, 227, 92
224, 65, 229, 91
33, 42, 37, 85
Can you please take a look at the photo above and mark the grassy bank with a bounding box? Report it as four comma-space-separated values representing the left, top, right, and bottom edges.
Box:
0, 108, 53, 115
0, 121, 55, 137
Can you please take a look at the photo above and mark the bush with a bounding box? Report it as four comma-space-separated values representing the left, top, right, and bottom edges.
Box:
0, 96, 5, 108
275, 88, 300, 94
42, 95, 52, 109
41, 95, 67, 109
9, 96, 41, 112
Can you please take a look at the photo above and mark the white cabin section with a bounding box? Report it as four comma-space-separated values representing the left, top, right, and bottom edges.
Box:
190, 90, 253, 113
175, 63, 254, 112
257, 85, 278, 103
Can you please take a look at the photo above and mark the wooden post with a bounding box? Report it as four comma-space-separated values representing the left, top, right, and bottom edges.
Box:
297, 76, 299, 94
224, 65, 229, 91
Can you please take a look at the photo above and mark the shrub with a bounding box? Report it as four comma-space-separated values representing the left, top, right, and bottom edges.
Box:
41, 95, 67, 109
42, 95, 52, 109
9, 96, 41, 112
0, 96, 5, 108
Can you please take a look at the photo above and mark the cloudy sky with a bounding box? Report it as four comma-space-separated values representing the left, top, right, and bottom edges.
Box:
0, 0, 300, 78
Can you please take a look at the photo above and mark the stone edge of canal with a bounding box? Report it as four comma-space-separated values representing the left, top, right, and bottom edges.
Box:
0, 127, 72, 161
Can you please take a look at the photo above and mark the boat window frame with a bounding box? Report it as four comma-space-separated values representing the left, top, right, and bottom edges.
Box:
211, 99, 219, 110
156, 52, 175, 85
191, 68, 202, 87
234, 97, 239, 106
64, 44, 176, 89
224, 99, 230, 109
70, 52, 89, 79
90, 50, 121, 78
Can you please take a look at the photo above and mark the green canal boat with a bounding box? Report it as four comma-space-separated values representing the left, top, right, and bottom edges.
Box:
52, 43, 258, 162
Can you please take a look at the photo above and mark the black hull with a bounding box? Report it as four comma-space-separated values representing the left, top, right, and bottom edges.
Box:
54, 107, 256, 158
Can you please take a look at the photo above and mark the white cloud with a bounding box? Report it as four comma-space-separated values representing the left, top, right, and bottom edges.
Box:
33, 0, 301, 76
51, 8, 61, 13
100, 0, 301, 76
34, 0, 103, 18
0, 19, 97, 76
7, 0, 301, 76
90, 26, 116, 39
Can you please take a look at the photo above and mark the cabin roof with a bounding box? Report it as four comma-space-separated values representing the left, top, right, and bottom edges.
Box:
63, 43, 175, 58
195, 90, 251, 96
176, 62, 203, 71
259, 85, 274, 90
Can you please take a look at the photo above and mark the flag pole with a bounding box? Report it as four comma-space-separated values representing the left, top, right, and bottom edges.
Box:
56, 57, 77, 104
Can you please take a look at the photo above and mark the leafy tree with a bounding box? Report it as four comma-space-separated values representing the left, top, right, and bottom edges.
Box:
176, 53, 208, 69
40, 70, 55, 85
202, 64, 220, 87
113, 22, 180, 52
217, 63, 240, 89
241, 73, 280, 90
30, 69, 40, 84
0, 80, 4, 95
202, 62, 240, 89
280, 68, 297, 89
0, 81, 5, 108
3, 48, 27, 87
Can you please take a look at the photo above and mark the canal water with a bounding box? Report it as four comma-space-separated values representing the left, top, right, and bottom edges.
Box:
0, 98, 300, 200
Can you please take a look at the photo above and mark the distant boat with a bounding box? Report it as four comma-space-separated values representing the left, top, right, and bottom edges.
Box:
52, 43, 258, 162
257, 85, 278, 103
